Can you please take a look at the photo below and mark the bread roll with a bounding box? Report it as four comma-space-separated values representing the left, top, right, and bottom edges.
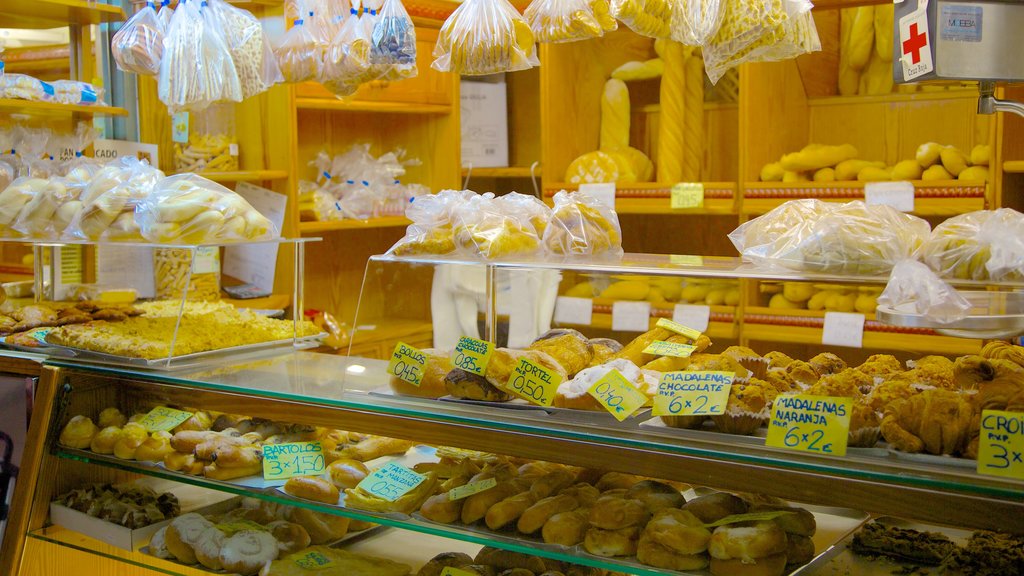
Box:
558, 483, 600, 507
594, 471, 642, 492
328, 458, 369, 489
785, 534, 815, 566
390, 349, 452, 398
473, 547, 547, 572
683, 492, 749, 523
90, 426, 122, 454
485, 491, 537, 530
420, 492, 464, 524
583, 525, 640, 557
445, 369, 513, 402
637, 533, 710, 571
518, 494, 579, 534
708, 522, 788, 562
113, 423, 148, 460
643, 509, 711, 555
286, 507, 350, 544
58, 415, 98, 449
98, 407, 127, 428
202, 462, 262, 481
627, 480, 685, 513
530, 469, 576, 499
588, 496, 650, 530
283, 476, 340, 504
542, 508, 590, 546
136, 431, 175, 462
170, 430, 218, 453
462, 481, 521, 525
210, 445, 261, 468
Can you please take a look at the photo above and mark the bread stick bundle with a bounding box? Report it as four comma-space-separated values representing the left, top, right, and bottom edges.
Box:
432, 0, 539, 75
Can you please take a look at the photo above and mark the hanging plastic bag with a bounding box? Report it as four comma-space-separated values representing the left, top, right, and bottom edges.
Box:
525, 0, 612, 43
433, 0, 539, 76
157, 0, 175, 30
159, 0, 243, 112
703, 0, 819, 83
320, 8, 373, 96
0, 128, 15, 192
543, 190, 623, 257
878, 259, 972, 323
68, 156, 165, 240
14, 126, 52, 178
919, 209, 1024, 281
670, 0, 725, 46
323, 0, 351, 39
610, 0, 673, 39
388, 189, 476, 255
112, 1, 164, 76
136, 174, 277, 243
275, 10, 322, 83
207, 0, 283, 99
372, 0, 418, 81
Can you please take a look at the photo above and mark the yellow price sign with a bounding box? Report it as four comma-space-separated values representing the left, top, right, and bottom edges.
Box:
670, 254, 704, 266
388, 342, 427, 387
441, 569, 476, 576
656, 317, 702, 341
766, 395, 851, 457
356, 462, 426, 502
671, 182, 704, 209
507, 358, 563, 407
138, 407, 193, 433
293, 550, 336, 570
642, 340, 697, 358
587, 369, 649, 422
451, 336, 493, 376
653, 371, 733, 417
262, 441, 326, 481
448, 477, 497, 501
977, 409, 1024, 480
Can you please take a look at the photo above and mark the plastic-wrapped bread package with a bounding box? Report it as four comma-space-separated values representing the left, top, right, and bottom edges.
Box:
0, 129, 17, 192
387, 190, 477, 255
14, 126, 53, 179
671, 0, 725, 45
878, 259, 972, 323
68, 157, 165, 240
0, 177, 68, 238
112, 1, 164, 76
432, 0, 539, 75
275, 6, 322, 83
919, 209, 1024, 281
206, 0, 282, 99
703, 0, 819, 83
157, 0, 174, 29
0, 74, 55, 102
525, 0, 613, 43
51, 81, 106, 106
371, 0, 418, 81
320, 9, 373, 97
452, 193, 545, 259
135, 174, 277, 244
610, 0, 673, 38
542, 190, 623, 257
158, 0, 242, 112
60, 123, 103, 183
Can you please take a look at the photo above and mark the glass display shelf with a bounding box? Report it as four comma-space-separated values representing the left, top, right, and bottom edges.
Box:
44, 353, 1024, 532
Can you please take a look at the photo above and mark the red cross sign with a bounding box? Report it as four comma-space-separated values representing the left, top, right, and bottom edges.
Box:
902, 22, 928, 64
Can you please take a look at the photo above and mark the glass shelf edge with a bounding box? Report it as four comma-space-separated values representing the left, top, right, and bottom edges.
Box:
26, 530, 190, 576
0, 237, 320, 248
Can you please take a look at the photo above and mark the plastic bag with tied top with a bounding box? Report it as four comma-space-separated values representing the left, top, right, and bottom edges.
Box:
919, 208, 1024, 282
703, 0, 819, 83
525, 0, 616, 43
320, 9, 373, 97
68, 156, 165, 240
610, 0, 673, 38
432, 0, 540, 75
1, 177, 72, 238
879, 259, 972, 323
275, 11, 322, 83
372, 0, 418, 81
112, 1, 164, 76
387, 190, 476, 255
543, 190, 623, 257
207, 0, 282, 99
452, 193, 545, 259
158, 0, 242, 112
670, 0, 725, 46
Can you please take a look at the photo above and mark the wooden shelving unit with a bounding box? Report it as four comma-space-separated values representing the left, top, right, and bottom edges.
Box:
199, 170, 289, 183
294, 98, 453, 115
2, 0, 124, 28
462, 166, 537, 178
0, 99, 127, 117
298, 217, 412, 235
741, 180, 988, 215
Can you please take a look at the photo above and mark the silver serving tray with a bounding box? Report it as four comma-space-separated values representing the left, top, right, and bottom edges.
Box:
876, 290, 1024, 338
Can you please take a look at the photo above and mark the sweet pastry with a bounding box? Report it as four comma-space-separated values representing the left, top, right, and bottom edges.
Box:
554, 359, 646, 411
583, 525, 640, 557
764, 351, 794, 370
203, 462, 262, 481
417, 552, 475, 576
711, 381, 772, 435
462, 481, 522, 524
262, 545, 412, 575
722, 346, 769, 378
855, 354, 903, 379
709, 522, 789, 576
881, 388, 974, 455
446, 369, 514, 402
528, 329, 593, 377
542, 508, 590, 546
485, 491, 538, 530
345, 471, 438, 515
981, 340, 1024, 368
336, 436, 415, 461
474, 547, 548, 572
390, 349, 451, 398
637, 533, 710, 571
849, 522, 955, 565
265, 520, 311, 555
285, 507, 350, 544
808, 352, 847, 376
54, 483, 180, 528
626, 480, 685, 513
90, 426, 122, 454
420, 492, 464, 524
174, 410, 213, 432
193, 525, 227, 570
166, 513, 215, 564
135, 431, 175, 462
517, 493, 579, 534
327, 458, 370, 489
218, 529, 279, 575
588, 495, 650, 530
283, 476, 340, 505
589, 338, 623, 366
683, 492, 749, 524
808, 369, 872, 398
643, 509, 712, 555
98, 407, 128, 428
953, 355, 998, 390
59, 415, 98, 449
113, 423, 149, 460
148, 527, 173, 559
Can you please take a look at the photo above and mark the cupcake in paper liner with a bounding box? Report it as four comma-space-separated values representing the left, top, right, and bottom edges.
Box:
661, 414, 708, 429
722, 346, 769, 379
784, 360, 819, 390
849, 400, 882, 448
764, 350, 795, 370
808, 352, 848, 377
711, 380, 772, 435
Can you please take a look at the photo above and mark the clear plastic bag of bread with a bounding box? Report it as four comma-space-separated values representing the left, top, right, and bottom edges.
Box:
158, 0, 242, 112
610, 0, 673, 38
275, 5, 323, 83
371, 0, 418, 81
919, 209, 1024, 281
452, 193, 547, 259
0, 128, 15, 192
703, 0, 819, 83
136, 174, 277, 244
525, 0, 616, 43
68, 156, 165, 241
112, 1, 164, 76
13, 126, 53, 178
0, 176, 73, 238
0, 74, 55, 102
879, 259, 972, 323
432, 0, 540, 76
671, 0, 725, 45
206, 0, 283, 99
543, 190, 623, 257
388, 189, 476, 255
320, 8, 373, 97
157, 0, 174, 29
58, 123, 103, 188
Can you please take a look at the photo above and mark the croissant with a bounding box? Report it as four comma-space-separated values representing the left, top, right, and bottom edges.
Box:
980, 341, 1024, 368
953, 355, 997, 390
880, 389, 974, 455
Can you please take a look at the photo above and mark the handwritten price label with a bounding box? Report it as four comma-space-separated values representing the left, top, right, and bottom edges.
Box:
139, 407, 193, 433
507, 358, 563, 407
356, 462, 426, 502
671, 182, 704, 209
642, 340, 697, 358
656, 317, 702, 341
263, 441, 326, 481
653, 371, 733, 417
766, 395, 851, 457
293, 550, 336, 570
977, 409, 1024, 480
451, 336, 493, 376
448, 477, 497, 501
388, 342, 427, 387
587, 369, 649, 422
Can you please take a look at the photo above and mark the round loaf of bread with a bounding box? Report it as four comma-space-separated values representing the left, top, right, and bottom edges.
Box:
708, 522, 788, 562
416, 551, 474, 576
283, 476, 340, 505
542, 509, 589, 546
328, 458, 369, 489
627, 480, 685, 513
165, 513, 214, 565
390, 349, 451, 399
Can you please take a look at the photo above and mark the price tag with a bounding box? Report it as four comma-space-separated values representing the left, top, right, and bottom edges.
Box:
822, 312, 866, 348
356, 462, 427, 502
138, 407, 193, 432
294, 550, 336, 570
448, 477, 497, 501
766, 395, 852, 457
229, 143, 239, 156
451, 336, 493, 376
977, 409, 1024, 480
171, 111, 189, 144
587, 369, 649, 422
671, 182, 704, 209
388, 342, 428, 387
506, 358, 563, 407
612, 301, 651, 332
441, 569, 477, 576
553, 296, 593, 326
670, 255, 704, 266
653, 371, 733, 417
262, 441, 326, 481
673, 304, 711, 333
191, 246, 219, 275
579, 182, 616, 208
865, 181, 915, 212
656, 317, 702, 341
642, 340, 697, 358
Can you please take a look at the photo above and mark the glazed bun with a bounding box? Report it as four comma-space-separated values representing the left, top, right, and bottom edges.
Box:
588, 496, 650, 530
583, 526, 640, 557
327, 458, 370, 489
627, 480, 685, 513
643, 509, 712, 555
683, 492, 749, 523
637, 534, 710, 571
708, 522, 788, 562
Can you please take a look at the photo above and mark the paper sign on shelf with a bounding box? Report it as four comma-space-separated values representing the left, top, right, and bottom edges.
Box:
507, 358, 562, 407
97, 246, 156, 299
294, 550, 336, 570
673, 304, 711, 334
263, 441, 326, 481
642, 340, 697, 358
976, 409, 1024, 480
612, 301, 651, 332
171, 111, 189, 144
656, 317, 702, 341
388, 342, 428, 387
653, 371, 733, 417
579, 182, 616, 208
766, 395, 852, 457
139, 407, 194, 433
865, 181, 915, 213
553, 296, 593, 326
452, 336, 493, 376
93, 139, 160, 169
671, 182, 704, 209
587, 369, 649, 422
448, 477, 497, 501
223, 182, 288, 293
822, 312, 866, 348
356, 462, 427, 502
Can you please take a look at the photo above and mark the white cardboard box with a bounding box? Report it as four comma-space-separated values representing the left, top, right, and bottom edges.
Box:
460, 78, 509, 169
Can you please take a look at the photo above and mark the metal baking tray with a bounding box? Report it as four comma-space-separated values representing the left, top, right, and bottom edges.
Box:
876, 290, 1024, 339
